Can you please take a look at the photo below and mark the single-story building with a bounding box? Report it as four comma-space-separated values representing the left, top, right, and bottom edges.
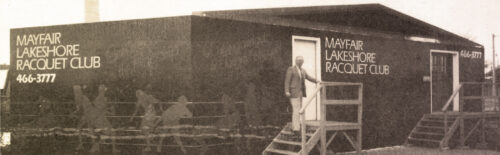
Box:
3, 4, 485, 154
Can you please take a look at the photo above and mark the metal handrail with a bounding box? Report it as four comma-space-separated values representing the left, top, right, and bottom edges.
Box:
441, 84, 463, 112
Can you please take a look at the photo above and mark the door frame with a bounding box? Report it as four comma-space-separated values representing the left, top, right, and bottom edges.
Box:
429, 49, 460, 112
292, 35, 322, 120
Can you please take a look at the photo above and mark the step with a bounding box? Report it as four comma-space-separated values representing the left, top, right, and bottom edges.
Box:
265, 148, 299, 155
411, 131, 444, 136
408, 137, 441, 143
421, 119, 455, 123
425, 115, 459, 119
417, 125, 445, 130
278, 134, 302, 142
273, 138, 301, 146
282, 126, 317, 132
280, 130, 314, 136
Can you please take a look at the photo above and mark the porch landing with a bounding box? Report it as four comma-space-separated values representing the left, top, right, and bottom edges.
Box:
429, 111, 500, 119
336, 146, 499, 155
304, 121, 360, 130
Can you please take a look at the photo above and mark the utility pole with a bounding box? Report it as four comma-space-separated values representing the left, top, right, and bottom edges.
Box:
478, 34, 496, 149
493, 34, 497, 109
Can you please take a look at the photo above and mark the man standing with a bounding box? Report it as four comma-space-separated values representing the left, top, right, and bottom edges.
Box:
284, 56, 320, 132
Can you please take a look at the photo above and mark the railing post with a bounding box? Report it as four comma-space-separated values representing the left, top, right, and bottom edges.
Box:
478, 84, 488, 148
497, 95, 500, 112
357, 84, 363, 153
496, 82, 500, 111
459, 87, 464, 112
459, 116, 465, 148
458, 85, 465, 148
444, 111, 448, 134
301, 114, 306, 155
298, 84, 323, 155
320, 86, 326, 155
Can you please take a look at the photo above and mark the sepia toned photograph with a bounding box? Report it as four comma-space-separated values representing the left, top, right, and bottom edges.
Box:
0, 0, 499, 154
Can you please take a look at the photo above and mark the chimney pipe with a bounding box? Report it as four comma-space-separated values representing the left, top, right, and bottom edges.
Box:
85, 0, 100, 22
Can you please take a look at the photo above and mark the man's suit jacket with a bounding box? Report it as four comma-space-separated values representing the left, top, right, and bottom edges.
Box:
284, 66, 316, 98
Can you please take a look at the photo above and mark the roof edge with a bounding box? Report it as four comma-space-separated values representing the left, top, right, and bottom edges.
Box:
374, 4, 483, 47
195, 3, 483, 48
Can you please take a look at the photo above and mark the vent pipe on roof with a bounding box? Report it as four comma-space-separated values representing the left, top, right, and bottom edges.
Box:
85, 0, 100, 22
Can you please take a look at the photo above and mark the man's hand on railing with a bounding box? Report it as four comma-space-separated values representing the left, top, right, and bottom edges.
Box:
285, 92, 291, 98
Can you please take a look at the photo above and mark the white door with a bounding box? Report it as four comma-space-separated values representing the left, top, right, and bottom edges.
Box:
430, 50, 459, 112
292, 36, 321, 120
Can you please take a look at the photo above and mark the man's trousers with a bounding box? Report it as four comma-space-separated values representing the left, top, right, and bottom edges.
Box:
289, 97, 302, 131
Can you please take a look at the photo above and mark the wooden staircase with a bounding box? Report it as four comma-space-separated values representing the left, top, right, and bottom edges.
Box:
406, 113, 461, 149
263, 82, 364, 155
407, 82, 500, 150
262, 123, 320, 155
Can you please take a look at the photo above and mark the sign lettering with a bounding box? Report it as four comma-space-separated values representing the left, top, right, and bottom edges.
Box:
324, 37, 390, 75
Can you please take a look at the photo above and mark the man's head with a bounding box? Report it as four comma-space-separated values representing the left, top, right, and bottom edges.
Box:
295, 56, 304, 67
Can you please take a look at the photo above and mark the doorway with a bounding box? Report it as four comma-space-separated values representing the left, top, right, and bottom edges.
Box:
430, 50, 459, 112
292, 36, 321, 120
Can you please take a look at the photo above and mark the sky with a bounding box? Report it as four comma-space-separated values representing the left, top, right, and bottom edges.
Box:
1, 0, 500, 68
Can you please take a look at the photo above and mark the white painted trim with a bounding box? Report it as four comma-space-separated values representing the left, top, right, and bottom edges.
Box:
430, 49, 460, 112
405, 36, 441, 43
292, 35, 322, 120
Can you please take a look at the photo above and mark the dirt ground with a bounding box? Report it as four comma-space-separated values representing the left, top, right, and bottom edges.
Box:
335, 146, 500, 155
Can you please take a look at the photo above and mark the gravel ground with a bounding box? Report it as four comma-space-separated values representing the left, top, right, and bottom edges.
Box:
335, 146, 500, 155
